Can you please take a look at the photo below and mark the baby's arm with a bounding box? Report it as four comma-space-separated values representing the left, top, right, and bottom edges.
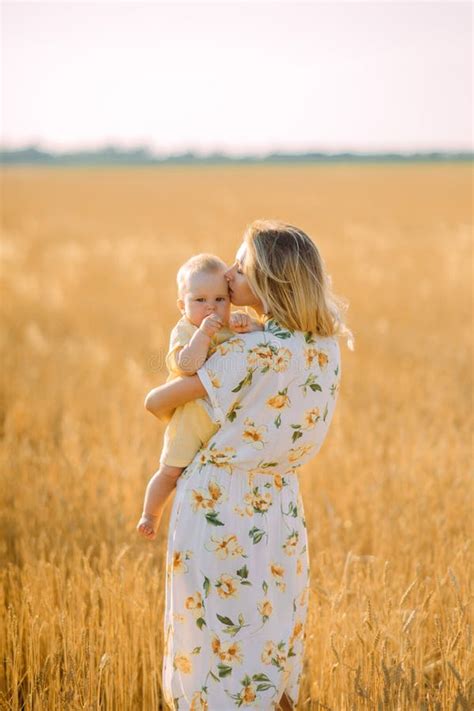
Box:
175, 314, 224, 374
145, 374, 206, 419
229, 311, 264, 333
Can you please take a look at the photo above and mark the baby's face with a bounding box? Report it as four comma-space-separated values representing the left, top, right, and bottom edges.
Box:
178, 269, 231, 328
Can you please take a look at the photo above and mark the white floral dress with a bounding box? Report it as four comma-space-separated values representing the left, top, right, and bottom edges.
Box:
162, 318, 341, 710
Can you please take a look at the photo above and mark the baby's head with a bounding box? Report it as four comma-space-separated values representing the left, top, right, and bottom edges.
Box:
176, 253, 231, 328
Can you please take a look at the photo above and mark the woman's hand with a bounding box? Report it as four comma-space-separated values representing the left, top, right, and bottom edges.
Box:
145, 375, 206, 419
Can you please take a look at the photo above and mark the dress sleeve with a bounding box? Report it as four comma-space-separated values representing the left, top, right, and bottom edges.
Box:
196, 331, 289, 426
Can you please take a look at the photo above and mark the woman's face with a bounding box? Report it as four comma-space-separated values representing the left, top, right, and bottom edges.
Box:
224, 243, 264, 312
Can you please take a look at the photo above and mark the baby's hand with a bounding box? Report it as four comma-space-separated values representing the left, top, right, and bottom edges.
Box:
229, 312, 263, 333
199, 313, 223, 339
136, 512, 161, 541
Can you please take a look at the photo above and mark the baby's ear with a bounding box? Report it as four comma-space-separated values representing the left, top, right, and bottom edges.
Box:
177, 298, 185, 314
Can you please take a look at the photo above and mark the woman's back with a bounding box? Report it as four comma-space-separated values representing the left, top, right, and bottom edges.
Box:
163, 318, 342, 710
194, 317, 341, 475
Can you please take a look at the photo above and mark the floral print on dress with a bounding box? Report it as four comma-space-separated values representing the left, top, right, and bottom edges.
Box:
162, 319, 341, 710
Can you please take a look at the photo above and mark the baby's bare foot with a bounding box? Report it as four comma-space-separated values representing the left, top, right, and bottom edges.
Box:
136, 513, 160, 540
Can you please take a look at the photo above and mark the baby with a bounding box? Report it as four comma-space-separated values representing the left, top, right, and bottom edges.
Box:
137, 253, 263, 540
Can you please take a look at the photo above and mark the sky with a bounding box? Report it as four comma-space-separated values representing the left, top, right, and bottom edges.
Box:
1, 1, 472, 155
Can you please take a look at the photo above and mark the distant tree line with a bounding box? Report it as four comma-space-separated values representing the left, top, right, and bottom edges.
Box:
0, 145, 472, 165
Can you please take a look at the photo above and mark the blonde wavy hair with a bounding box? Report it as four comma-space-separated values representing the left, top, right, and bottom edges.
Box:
242, 219, 354, 349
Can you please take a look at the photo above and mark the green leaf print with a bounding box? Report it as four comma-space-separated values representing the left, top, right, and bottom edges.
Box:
192, 646, 201, 654
216, 612, 250, 637
205, 511, 225, 526
256, 683, 274, 691
236, 564, 249, 579
323, 402, 329, 422
196, 617, 207, 629
226, 401, 242, 422
252, 673, 271, 682
299, 372, 322, 395
265, 319, 293, 339
217, 663, 233, 678
262, 580, 268, 594
304, 331, 316, 344
231, 367, 255, 393
203, 575, 211, 598
249, 526, 266, 544
274, 413, 282, 428
292, 429, 303, 443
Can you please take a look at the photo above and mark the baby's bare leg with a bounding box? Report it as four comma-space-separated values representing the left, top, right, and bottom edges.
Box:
136, 464, 183, 540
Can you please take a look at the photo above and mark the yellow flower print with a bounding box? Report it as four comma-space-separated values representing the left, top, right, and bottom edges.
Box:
191, 479, 224, 512
282, 530, 299, 556
233, 503, 254, 518
169, 549, 193, 575
288, 443, 314, 463
191, 489, 215, 512
239, 684, 257, 704
199, 444, 236, 473
241, 417, 268, 449
271, 473, 283, 490
184, 591, 204, 618
266, 391, 290, 410
207, 533, 246, 559
215, 573, 239, 600
304, 346, 329, 369
173, 613, 186, 623
290, 620, 305, 643
303, 407, 320, 429
257, 598, 273, 622
207, 480, 223, 503
190, 690, 208, 711
270, 562, 285, 579
207, 369, 221, 388
244, 487, 273, 514
219, 640, 244, 664
261, 640, 287, 669
296, 557, 303, 575
173, 651, 193, 674
269, 561, 286, 592
247, 344, 274, 369
211, 633, 221, 656
304, 346, 318, 368
272, 347, 292, 372
318, 350, 329, 368
215, 338, 245, 355
261, 640, 275, 664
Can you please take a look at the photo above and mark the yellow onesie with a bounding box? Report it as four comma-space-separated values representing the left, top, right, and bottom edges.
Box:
160, 314, 238, 468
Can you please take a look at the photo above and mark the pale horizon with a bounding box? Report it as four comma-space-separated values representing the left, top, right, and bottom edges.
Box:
1, 1, 472, 154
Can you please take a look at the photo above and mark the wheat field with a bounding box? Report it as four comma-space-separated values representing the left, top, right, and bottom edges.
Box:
0, 163, 472, 710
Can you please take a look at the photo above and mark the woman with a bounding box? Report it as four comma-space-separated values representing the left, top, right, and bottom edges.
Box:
145, 219, 352, 711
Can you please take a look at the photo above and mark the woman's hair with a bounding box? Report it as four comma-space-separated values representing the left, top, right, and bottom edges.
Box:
242, 219, 354, 349
176, 253, 227, 298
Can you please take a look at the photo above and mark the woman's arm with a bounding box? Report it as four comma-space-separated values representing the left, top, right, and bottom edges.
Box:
144, 375, 206, 420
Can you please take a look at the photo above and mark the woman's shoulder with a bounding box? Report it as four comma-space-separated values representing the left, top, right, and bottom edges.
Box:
262, 318, 339, 355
